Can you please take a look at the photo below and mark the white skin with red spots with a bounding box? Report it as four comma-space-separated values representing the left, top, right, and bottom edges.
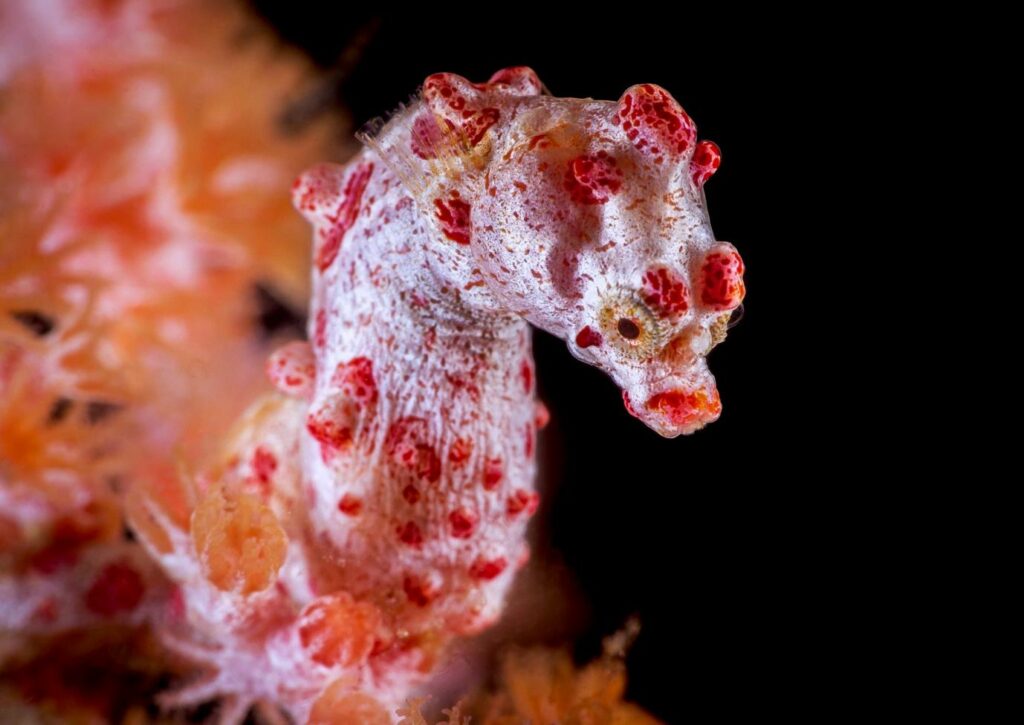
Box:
69, 67, 744, 722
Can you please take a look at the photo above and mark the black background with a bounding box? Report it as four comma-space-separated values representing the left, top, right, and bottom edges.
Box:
250, 5, 865, 720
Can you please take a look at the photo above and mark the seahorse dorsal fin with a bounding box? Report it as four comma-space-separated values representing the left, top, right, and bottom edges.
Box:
357, 98, 482, 202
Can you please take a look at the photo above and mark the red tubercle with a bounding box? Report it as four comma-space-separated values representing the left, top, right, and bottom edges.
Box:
306, 411, 352, 451
641, 265, 690, 320
402, 485, 421, 504
516, 545, 531, 570
691, 140, 721, 186
338, 494, 363, 516
535, 401, 551, 429
506, 489, 540, 518
403, 574, 439, 607
483, 457, 504, 490
251, 446, 277, 484
333, 356, 378, 407
575, 326, 604, 348
646, 388, 722, 427
84, 562, 144, 617
422, 73, 502, 147
487, 66, 543, 95
469, 556, 508, 580
434, 191, 472, 245
396, 521, 424, 549
448, 508, 478, 539
315, 161, 374, 272
564, 152, 624, 205
615, 84, 696, 164
265, 341, 316, 398
699, 245, 746, 311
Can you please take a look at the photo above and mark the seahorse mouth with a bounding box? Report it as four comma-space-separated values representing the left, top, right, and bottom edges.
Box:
622, 377, 722, 438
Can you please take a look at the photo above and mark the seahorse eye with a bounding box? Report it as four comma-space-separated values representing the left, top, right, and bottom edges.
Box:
617, 318, 641, 339
597, 292, 662, 359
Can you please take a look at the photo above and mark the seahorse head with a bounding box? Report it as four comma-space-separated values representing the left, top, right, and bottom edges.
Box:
475, 77, 743, 436
365, 69, 745, 437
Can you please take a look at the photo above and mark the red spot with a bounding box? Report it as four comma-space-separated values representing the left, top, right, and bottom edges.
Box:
462, 107, 500, 146
434, 191, 472, 245
314, 309, 327, 349
306, 410, 352, 451
646, 388, 722, 427
338, 494, 363, 516
506, 489, 540, 517
84, 562, 144, 617
483, 457, 504, 490
641, 266, 690, 320
448, 507, 478, 539
564, 153, 623, 205
615, 84, 696, 163
575, 326, 604, 348
403, 575, 438, 607
524, 422, 534, 458
520, 359, 533, 394
333, 357, 378, 407
402, 485, 421, 504
449, 437, 473, 466
534, 401, 550, 429
316, 162, 374, 272
251, 446, 277, 484
469, 556, 508, 580
397, 521, 424, 548
691, 140, 721, 186
410, 292, 429, 309
700, 245, 746, 311
386, 417, 442, 483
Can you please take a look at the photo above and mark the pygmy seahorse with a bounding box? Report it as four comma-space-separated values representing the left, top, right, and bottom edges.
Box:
138, 66, 744, 722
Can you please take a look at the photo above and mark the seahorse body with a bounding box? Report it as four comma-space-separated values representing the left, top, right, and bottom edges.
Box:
3, 58, 742, 722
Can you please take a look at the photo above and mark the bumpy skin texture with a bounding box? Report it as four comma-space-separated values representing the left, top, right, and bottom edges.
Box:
144, 67, 741, 722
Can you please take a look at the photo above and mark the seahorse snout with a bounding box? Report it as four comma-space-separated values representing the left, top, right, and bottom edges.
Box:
622, 378, 722, 438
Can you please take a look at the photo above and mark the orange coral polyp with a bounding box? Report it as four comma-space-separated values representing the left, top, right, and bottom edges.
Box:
191, 483, 287, 595
308, 682, 391, 725
297, 592, 382, 669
